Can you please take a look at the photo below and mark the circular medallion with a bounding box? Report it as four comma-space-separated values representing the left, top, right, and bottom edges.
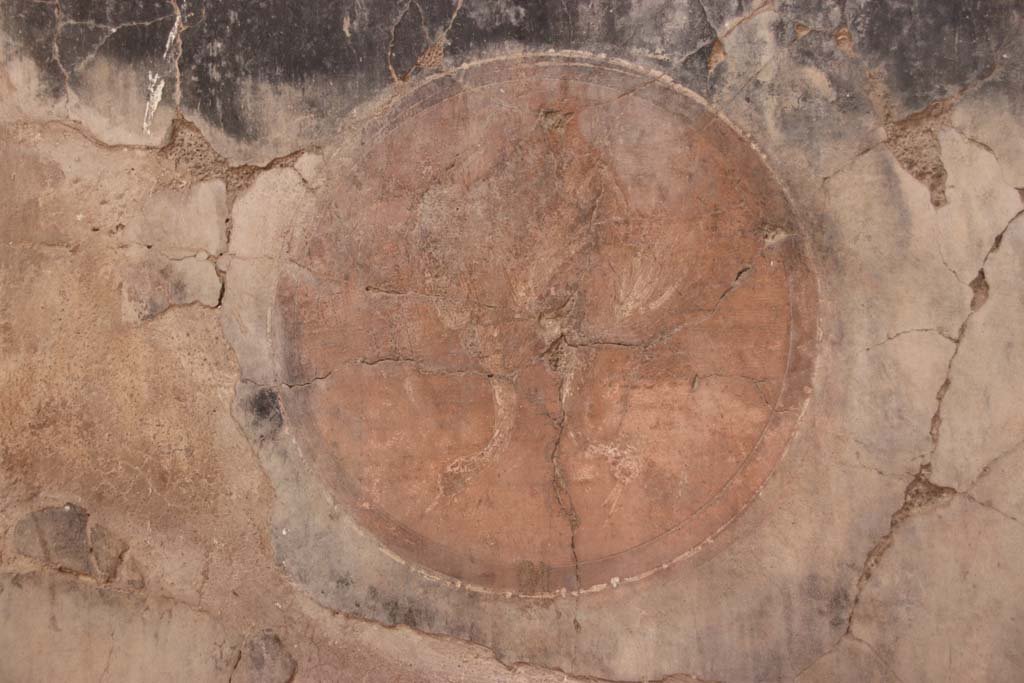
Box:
277, 55, 817, 594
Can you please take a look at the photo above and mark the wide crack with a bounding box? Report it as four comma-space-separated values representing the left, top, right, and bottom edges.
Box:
839, 205, 1024, 656
541, 334, 585, 652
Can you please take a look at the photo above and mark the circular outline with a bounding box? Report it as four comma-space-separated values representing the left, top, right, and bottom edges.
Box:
279, 52, 819, 595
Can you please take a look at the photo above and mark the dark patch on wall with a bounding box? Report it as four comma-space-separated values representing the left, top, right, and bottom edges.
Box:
248, 386, 283, 436
828, 587, 851, 628
775, 0, 845, 32
56, 23, 111, 72
69, 17, 175, 80
177, 0, 595, 139
700, 0, 763, 32
13, 504, 92, 575
445, 0, 578, 53
2, 0, 177, 94
179, 0, 398, 139
1, 0, 63, 98
704, 10, 793, 100
3, 0, 731, 141
14, 0, 1011, 147
847, 0, 1022, 114
788, 30, 874, 116
382, 598, 432, 628
449, 0, 719, 97
389, 1, 431, 79
60, 0, 170, 25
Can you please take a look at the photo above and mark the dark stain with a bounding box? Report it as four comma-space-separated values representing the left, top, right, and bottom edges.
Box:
13, 504, 93, 576
760, 29, 877, 142
69, 17, 176, 84
1, 0, 63, 98
776, 0, 845, 31
249, 387, 283, 435
60, 0, 170, 25
828, 587, 852, 627
769, 13, 790, 45
7, 0, 1010, 200
179, 0, 396, 139
969, 269, 989, 311
847, 0, 1022, 113
446, 0, 579, 53
236, 631, 297, 682
3, 0, 721, 141
56, 23, 113, 71
1, 0, 175, 99
516, 559, 552, 594
389, 1, 428, 80
801, 573, 852, 628
382, 598, 431, 629
167, 271, 189, 302
362, 584, 435, 630
142, 297, 165, 320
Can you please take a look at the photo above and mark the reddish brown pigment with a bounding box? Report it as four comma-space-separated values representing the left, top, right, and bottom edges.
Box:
278, 57, 817, 594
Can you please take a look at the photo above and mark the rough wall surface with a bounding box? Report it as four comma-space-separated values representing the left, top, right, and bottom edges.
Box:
1, 1, 1023, 681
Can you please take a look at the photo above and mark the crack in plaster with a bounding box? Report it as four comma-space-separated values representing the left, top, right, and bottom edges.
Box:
5, 116, 311, 320
22, 12, 1011, 674
165, 0, 188, 110
143, 0, 190, 135
288, 574, 709, 683
386, 0, 414, 83
229, 387, 723, 683
835, 21, 1023, 209
831, 203, 1024, 672
565, 262, 755, 350
386, 0, 463, 82
794, 631, 905, 683
969, 436, 1024, 492
719, 0, 775, 40
862, 327, 956, 353
60, 14, 179, 76
542, 335, 584, 657
49, 1, 72, 114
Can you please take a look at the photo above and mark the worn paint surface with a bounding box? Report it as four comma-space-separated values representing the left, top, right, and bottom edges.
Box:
276, 56, 817, 594
1, 0, 1023, 681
